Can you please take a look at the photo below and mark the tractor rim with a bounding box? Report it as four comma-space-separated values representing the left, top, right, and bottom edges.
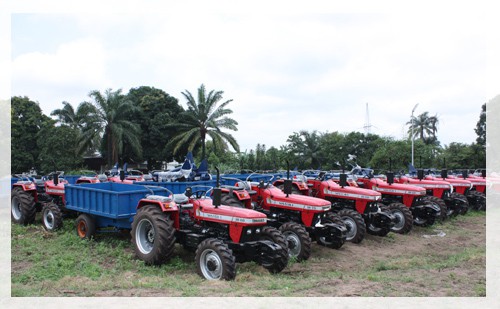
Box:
342, 217, 357, 241
283, 231, 302, 258
43, 208, 55, 230
199, 249, 223, 280
11, 196, 22, 220
391, 210, 405, 230
77, 220, 87, 238
136, 219, 155, 254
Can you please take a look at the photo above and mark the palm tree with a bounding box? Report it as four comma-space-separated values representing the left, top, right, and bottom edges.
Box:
79, 88, 142, 167
169, 84, 239, 160
407, 112, 439, 145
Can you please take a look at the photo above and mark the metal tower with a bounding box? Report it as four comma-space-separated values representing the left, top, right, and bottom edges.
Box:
363, 103, 372, 134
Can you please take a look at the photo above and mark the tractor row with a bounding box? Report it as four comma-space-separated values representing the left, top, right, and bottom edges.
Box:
10, 165, 488, 281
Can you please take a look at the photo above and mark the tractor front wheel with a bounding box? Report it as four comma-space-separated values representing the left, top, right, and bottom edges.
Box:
259, 226, 289, 272
75, 214, 96, 239
131, 205, 176, 265
337, 209, 366, 243
278, 222, 311, 262
195, 238, 236, 280
11, 188, 36, 225
385, 203, 413, 234
41, 202, 63, 231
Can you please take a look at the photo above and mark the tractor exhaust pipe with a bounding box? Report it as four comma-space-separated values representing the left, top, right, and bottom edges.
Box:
284, 160, 292, 197
213, 166, 221, 207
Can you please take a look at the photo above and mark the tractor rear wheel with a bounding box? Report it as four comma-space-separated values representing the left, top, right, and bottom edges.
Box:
75, 214, 96, 239
11, 188, 36, 225
195, 238, 236, 280
385, 203, 413, 234
317, 213, 346, 249
131, 205, 176, 265
259, 226, 289, 272
277, 222, 311, 261
41, 202, 63, 231
337, 209, 366, 243
221, 194, 245, 208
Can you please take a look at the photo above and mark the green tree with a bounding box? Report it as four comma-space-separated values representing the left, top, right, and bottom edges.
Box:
37, 125, 83, 173
126, 86, 183, 169
407, 112, 439, 145
475, 103, 486, 147
285, 130, 322, 169
168, 84, 240, 160
11, 96, 53, 173
79, 89, 142, 167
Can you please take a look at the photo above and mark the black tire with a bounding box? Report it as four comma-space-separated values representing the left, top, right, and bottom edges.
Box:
41, 202, 63, 231
317, 213, 346, 249
131, 205, 176, 265
259, 226, 289, 273
195, 238, 236, 280
221, 193, 245, 208
451, 192, 470, 215
384, 203, 413, 234
278, 222, 311, 261
337, 209, 366, 243
76, 213, 96, 239
414, 196, 438, 227
11, 188, 36, 225
428, 196, 448, 221
470, 191, 486, 211
365, 207, 391, 237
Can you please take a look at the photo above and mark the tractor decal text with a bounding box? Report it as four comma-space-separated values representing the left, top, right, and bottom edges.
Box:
45, 188, 65, 194
197, 210, 266, 224
323, 189, 381, 201
408, 184, 451, 189
266, 198, 331, 211
372, 186, 424, 195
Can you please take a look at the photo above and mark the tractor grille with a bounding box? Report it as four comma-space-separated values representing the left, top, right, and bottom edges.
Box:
239, 226, 265, 242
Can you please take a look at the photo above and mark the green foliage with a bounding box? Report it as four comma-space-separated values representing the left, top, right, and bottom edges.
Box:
37, 125, 83, 173
11, 96, 53, 173
439, 142, 485, 169
407, 111, 439, 145
475, 103, 486, 147
168, 84, 240, 160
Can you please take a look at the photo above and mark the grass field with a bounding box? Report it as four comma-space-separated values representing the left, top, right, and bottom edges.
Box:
11, 211, 486, 297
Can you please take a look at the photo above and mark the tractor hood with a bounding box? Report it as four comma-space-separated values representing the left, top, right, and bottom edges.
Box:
322, 183, 381, 201
399, 176, 452, 189
426, 176, 472, 188
369, 178, 425, 195
196, 201, 267, 225
265, 192, 331, 212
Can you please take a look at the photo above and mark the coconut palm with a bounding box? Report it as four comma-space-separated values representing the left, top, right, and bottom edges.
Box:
79, 88, 142, 167
407, 112, 439, 145
168, 84, 239, 160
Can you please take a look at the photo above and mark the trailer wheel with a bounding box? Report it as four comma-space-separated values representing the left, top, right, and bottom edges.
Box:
274, 222, 310, 262
317, 213, 346, 249
76, 214, 96, 239
11, 188, 36, 225
195, 238, 236, 280
259, 226, 289, 273
131, 205, 176, 265
337, 209, 366, 243
385, 203, 413, 234
221, 194, 244, 208
41, 202, 63, 231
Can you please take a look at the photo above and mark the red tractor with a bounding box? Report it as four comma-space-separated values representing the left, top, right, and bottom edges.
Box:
452, 170, 486, 211
219, 174, 347, 262
11, 172, 67, 231
423, 169, 472, 214
302, 172, 398, 242
350, 166, 441, 233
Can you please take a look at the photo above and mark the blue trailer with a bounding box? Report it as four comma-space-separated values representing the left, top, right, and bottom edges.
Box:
64, 182, 171, 237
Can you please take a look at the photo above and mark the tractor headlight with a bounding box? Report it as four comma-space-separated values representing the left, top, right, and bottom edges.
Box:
255, 228, 261, 234
246, 229, 252, 235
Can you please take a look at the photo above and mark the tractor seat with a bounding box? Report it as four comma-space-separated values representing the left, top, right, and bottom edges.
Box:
173, 194, 189, 204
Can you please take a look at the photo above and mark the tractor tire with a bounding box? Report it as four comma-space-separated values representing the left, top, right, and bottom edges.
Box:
41, 202, 63, 231
427, 196, 448, 222
76, 214, 96, 239
278, 222, 311, 262
365, 207, 391, 237
414, 196, 438, 227
131, 205, 176, 266
451, 192, 470, 215
259, 226, 289, 273
195, 238, 236, 280
384, 203, 413, 234
11, 188, 36, 225
470, 191, 486, 211
317, 213, 346, 249
337, 209, 366, 243
221, 194, 245, 208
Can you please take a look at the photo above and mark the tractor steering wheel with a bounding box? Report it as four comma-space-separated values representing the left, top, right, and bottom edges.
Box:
191, 190, 208, 199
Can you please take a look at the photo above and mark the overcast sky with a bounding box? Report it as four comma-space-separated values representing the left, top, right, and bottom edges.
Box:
6, 1, 500, 153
